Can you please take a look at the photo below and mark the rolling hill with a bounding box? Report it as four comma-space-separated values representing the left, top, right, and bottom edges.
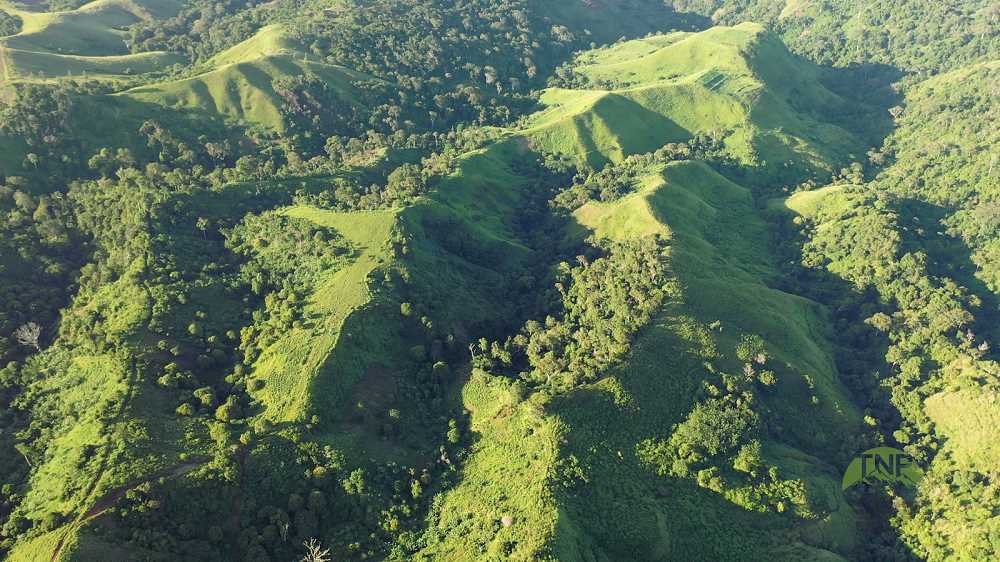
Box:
122, 26, 368, 132
1, 2, 998, 561
517, 23, 866, 181
0, 0, 182, 83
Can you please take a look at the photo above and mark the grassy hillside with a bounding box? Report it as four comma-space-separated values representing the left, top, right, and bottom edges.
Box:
124, 55, 362, 132
3, 2, 997, 560
248, 206, 398, 422
416, 160, 865, 561
0, 0, 183, 83
519, 23, 866, 177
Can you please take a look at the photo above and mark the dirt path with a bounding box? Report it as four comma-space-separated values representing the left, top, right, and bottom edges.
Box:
0, 42, 10, 83
48, 459, 206, 561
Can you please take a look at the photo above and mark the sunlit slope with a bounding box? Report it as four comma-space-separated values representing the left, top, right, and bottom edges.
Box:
520, 23, 864, 173
0, 0, 182, 81
247, 206, 399, 423
418, 160, 865, 561
122, 26, 366, 131
5, 260, 207, 562
247, 141, 538, 426
543, 160, 863, 560
203, 24, 300, 67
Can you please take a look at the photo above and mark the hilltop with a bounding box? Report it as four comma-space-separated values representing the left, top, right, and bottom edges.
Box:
0, 0, 183, 83
518, 23, 866, 182
0, 2, 998, 561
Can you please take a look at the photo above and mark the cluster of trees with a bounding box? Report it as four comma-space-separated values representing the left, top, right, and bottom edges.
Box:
551, 136, 733, 210
294, 163, 432, 211
668, 0, 1000, 76
791, 184, 1000, 559
473, 237, 677, 392
272, 73, 370, 155
636, 334, 821, 517
0, 9, 21, 36
105, 412, 468, 561
226, 212, 353, 294
0, 183, 86, 549
0, 185, 84, 363
127, 0, 276, 62
0, 84, 81, 183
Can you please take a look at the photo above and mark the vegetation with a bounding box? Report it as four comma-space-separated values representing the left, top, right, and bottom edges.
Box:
0, 9, 21, 37
0, 1, 997, 561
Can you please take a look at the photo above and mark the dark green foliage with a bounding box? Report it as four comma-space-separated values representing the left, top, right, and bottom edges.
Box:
226, 211, 353, 292
476, 237, 678, 391
0, 10, 21, 37
0, 1, 997, 560
669, 0, 1000, 75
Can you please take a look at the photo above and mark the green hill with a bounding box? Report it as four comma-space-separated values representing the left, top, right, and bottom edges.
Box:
121, 25, 368, 132
0, 0, 183, 82
418, 159, 863, 561
1, 2, 998, 561
517, 23, 865, 177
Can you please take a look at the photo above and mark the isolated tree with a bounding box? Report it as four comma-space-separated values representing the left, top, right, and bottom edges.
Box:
14, 322, 41, 351
301, 538, 331, 562
196, 217, 210, 240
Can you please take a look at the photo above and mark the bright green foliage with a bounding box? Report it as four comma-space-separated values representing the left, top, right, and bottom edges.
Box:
669, 0, 1000, 74
524, 23, 870, 180
0, 1, 998, 561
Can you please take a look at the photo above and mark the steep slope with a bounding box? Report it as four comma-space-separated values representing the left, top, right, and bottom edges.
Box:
122, 26, 367, 132
764, 59, 1000, 560
0, 15, 948, 562
418, 160, 864, 561
518, 23, 866, 180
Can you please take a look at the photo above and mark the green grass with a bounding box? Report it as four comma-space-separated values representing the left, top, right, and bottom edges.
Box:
572, 173, 671, 239
124, 56, 360, 132
204, 24, 300, 67
771, 185, 847, 217
413, 372, 563, 562
925, 388, 1000, 471
5, 528, 66, 562
551, 160, 863, 559
515, 23, 864, 173
248, 206, 398, 422
3, 47, 181, 79
0, 0, 183, 82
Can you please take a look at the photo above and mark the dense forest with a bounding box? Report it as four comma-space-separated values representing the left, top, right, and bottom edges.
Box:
0, 0, 997, 561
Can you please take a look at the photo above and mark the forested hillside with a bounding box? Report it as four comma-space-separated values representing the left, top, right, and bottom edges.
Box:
0, 0, 997, 561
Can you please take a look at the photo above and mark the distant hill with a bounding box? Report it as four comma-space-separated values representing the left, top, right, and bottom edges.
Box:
0, 0, 183, 83
517, 23, 866, 181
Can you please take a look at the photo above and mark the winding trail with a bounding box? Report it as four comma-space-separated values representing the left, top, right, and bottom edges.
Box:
48, 459, 206, 562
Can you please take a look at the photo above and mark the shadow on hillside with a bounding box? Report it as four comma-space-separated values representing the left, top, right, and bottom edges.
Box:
816, 61, 904, 148
893, 197, 1000, 346
768, 205, 923, 561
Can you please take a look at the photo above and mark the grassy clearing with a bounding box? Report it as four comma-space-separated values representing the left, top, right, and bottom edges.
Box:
772, 184, 847, 217
124, 55, 362, 131
248, 206, 398, 422
925, 389, 1000, 471
4, 47, 181, 78
5, 528, 65, 562
413, 372, 563, 562
204, 24, 300, 67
